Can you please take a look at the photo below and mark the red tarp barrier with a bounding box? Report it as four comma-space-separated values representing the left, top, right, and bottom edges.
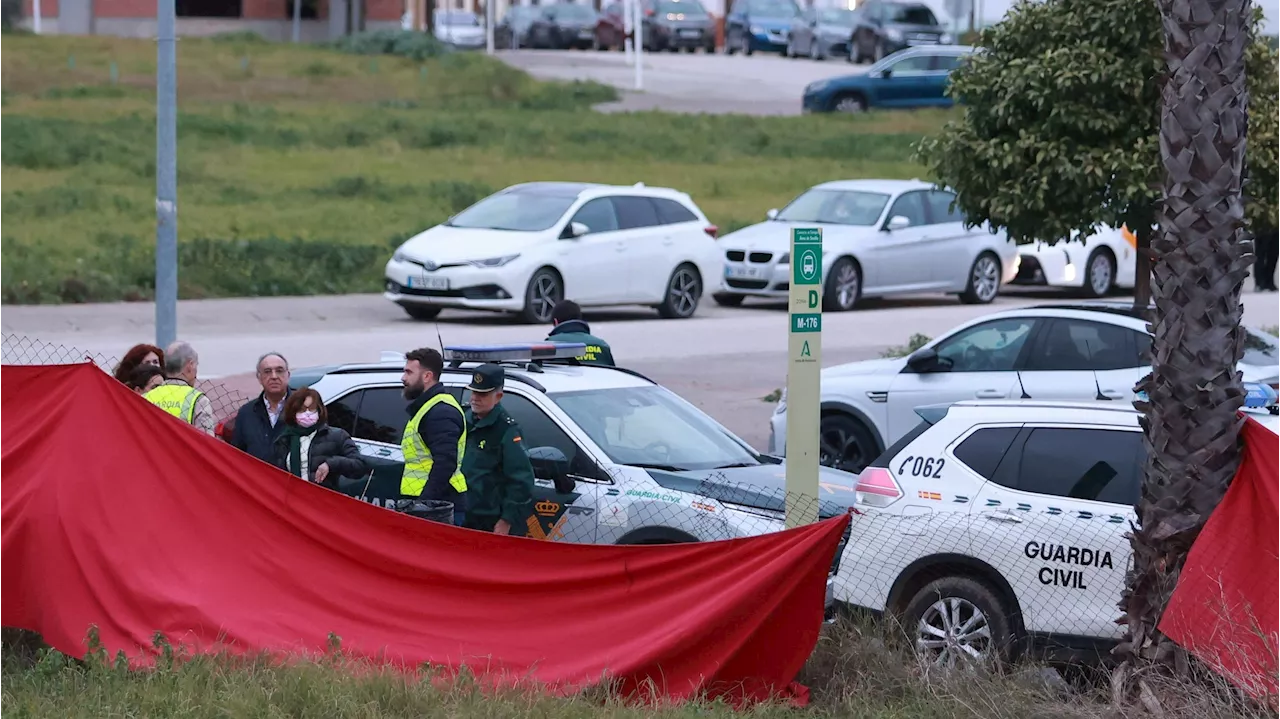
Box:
1160, 415, 1279, 699
1, 364, 848, 703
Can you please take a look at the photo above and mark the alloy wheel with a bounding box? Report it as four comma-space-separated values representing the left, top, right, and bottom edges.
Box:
971, 255, 999, 302
834, 261, 860, 308
529, 273, 561, 322
1088, 253, 1113, 296
668, 268, 701, 317
818, 423, 870, 472
915, 597, 993, 669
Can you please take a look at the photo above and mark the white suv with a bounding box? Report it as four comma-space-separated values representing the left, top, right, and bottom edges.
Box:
770, 302, 1280, 473
835, 400, 1276, 667
384, 182, 722, 323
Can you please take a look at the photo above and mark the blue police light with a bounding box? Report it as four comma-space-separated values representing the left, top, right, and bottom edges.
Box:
1243, 382, 1278, 410
442, 342, 588, 363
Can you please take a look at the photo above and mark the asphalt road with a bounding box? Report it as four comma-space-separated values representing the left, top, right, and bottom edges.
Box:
496, 48, 865, 115
6, 291, 1277, 449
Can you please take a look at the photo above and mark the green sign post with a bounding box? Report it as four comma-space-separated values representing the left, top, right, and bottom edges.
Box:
785, 228, 822, 528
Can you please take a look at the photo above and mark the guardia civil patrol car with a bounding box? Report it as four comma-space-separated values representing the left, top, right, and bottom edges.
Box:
836, 397, 1277, 668
275, 343, 855, 604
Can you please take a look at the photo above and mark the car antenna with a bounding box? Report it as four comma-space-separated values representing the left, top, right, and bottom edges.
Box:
1083, 339, 1112, 401
1016, 370, 1032, 399
435, 321, 446, 356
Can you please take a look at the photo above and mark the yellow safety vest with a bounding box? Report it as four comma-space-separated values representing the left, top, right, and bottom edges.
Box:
144, 383, 204, 424
401, 392, 468, 497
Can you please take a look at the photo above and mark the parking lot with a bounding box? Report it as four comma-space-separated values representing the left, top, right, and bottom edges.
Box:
498, 48, 868, 115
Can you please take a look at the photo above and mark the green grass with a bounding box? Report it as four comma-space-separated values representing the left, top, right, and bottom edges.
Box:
1, 34, 949, 303
4, 618, 1268, 719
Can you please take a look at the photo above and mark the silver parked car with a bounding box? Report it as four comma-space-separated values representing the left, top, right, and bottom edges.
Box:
714, 179, 1019, 310
786, 7, 858, 60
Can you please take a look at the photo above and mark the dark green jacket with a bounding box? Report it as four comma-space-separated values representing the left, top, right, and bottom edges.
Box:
461, 404, 535, 526
547, 320, 615, 366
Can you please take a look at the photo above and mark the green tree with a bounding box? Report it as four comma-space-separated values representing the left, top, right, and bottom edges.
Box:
916, 0, 1162, 304
916, 0, 1277, 306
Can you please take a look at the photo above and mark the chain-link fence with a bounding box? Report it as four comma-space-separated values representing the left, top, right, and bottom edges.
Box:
2, 333, 254, 431
6, 332, 1223, 671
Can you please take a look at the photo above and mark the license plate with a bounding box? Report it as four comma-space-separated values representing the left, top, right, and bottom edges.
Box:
407, 275, 448, 290
725, 265, 765, 280
579, 30, 593, 38
678, 29, 699, 38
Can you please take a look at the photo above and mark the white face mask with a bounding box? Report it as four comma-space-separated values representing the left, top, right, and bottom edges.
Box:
296, 410, 319, 428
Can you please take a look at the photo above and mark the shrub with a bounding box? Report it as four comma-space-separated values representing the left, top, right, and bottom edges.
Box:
326, 30, 453, 61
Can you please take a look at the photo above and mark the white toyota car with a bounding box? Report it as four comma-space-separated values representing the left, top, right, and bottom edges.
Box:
713, 179, 1019, 311
770, 302, 1280, 473
1011, 225, 1140, 298
384, 182, 722, 323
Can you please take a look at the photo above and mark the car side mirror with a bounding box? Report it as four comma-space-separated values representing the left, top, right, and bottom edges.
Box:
766, 208, 779, 220
880, 68, 893, 79
886, 215, 910, 231
528, 446, 575, 494
906, 347, 946, 373
562, 221, 589, 239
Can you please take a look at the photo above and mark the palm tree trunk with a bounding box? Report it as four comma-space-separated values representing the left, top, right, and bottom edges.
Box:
1115, 0, 1252, 696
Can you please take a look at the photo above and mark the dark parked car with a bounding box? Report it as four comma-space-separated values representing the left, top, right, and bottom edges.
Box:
724, 0, 800, 56
642, 0, 716, 53
496, 5, 540, 48
528, 2, 600, 50
594, 2, 628, 50
801, 45, 972, 113
785, 7, 857, 60
848, 0, 953, 64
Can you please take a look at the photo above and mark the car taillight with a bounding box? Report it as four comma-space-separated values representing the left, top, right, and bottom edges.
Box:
855, 467, 903, 508
705, 225, 719, 239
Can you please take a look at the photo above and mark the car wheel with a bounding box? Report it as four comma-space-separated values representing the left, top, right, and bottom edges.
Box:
712, 292, 745, 307
725, 31, 738, 54
403, 305, 442, 321
818, 413, 878, 473
785, 40, 796, 57
1083, 248, 1115, 298
809, 40, 823, 61
658, 263, 702, 319
519, 268, 562, 324
741, 33, 754, 55
959, 252, 1001, 304
823, 257, 861, 311
830, 92, 867, 113
902, 577, 1017, 669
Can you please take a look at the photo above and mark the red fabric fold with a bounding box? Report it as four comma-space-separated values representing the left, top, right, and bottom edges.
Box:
1159, 415, 1279, 699
1, 363, 847, 704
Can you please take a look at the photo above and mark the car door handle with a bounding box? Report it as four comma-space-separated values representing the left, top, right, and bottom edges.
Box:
1101, 389, 1126, 399
986, 512, 1023, 524
974, 389, 1005, 399
662, 236, 674, 246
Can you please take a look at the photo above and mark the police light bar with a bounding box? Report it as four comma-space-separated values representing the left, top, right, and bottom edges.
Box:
1243, 382, 1278, 410
442, 342, 587, 363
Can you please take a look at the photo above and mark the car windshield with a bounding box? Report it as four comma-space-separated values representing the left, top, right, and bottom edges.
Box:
886, 3, 937, 24
1243, 327, 1279, 367
551, 386, 760, 471
775, 189, 890, 226
747, 0, 799, 17
445, 191, 578, 232
437, 11, 479, 25
658, 0, 708, 14
818, 8, 856, 25
555, 3, 597, 19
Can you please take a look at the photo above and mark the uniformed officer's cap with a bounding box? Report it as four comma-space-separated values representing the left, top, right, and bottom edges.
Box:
467, 363, 505, 393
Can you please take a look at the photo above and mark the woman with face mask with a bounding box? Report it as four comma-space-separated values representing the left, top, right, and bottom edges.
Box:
272, 387, 367, 489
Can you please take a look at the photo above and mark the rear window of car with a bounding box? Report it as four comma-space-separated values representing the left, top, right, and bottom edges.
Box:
886, 3, 937, 25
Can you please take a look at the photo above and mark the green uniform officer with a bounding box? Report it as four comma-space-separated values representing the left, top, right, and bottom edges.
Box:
547, 300, 615, 367
461, 364, 535, 536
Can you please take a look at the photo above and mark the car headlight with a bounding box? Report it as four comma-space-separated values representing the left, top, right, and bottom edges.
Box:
885, 27, 903, 41
392, 249, 409, 263
940, 32, 954, 43
778, 252, 791, 264
750, 24, 764, 34
466, 254, 520, 268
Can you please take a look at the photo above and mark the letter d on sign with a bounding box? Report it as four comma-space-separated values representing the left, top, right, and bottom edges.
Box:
808, 290, 819, 309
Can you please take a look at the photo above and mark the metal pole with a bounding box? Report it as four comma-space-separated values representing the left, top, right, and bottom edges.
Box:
155, 0, 178, 349
632, 0, 642, 90
623, 0, 632, 62
292, 0, 302, 42
33, 0, 41, 34
486, 0, 495, 53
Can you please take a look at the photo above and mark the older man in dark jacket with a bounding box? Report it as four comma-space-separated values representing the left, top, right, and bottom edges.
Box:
230, 352, 292, 463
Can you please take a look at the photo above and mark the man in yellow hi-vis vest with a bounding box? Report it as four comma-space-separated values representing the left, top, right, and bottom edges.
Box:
145, 341, 216, 436
400, 347, 467, 525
